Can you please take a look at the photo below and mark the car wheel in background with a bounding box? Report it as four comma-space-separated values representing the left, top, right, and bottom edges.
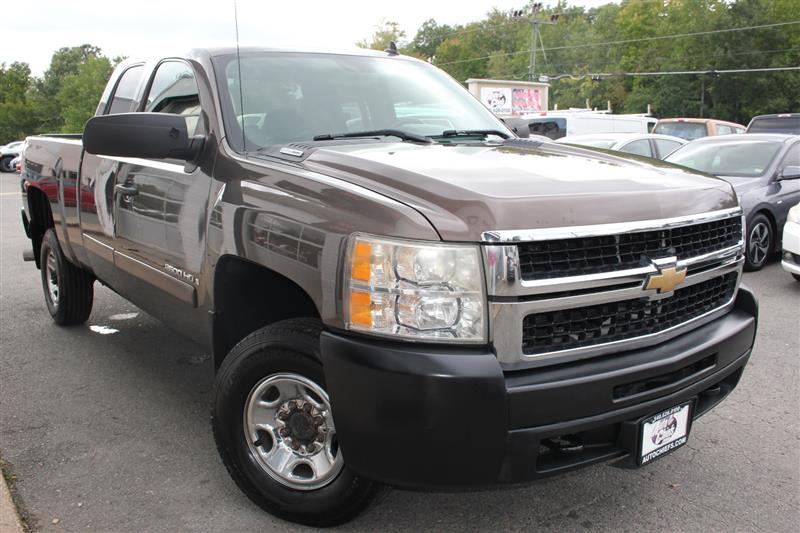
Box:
0, 155, 15, 172
745, 213, 773, 271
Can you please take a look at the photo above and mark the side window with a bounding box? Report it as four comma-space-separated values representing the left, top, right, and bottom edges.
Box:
144, 61, 203, 135
106, 65, 145, 115
654, 139, 681, 158
716, 124, 733, 135
620, 139, 652, 157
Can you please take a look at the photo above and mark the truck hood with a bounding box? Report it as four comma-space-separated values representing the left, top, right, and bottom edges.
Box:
302, 142, 738, 241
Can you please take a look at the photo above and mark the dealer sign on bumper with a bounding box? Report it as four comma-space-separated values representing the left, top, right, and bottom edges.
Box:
639, 402, 692, 465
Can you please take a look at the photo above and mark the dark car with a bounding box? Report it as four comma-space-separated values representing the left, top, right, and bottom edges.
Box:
665, 134, 800, 270
746, 113, 800, 135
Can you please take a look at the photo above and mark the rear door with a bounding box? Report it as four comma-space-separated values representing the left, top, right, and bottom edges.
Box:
80, 63, 146, 283
112, 60, 213, 308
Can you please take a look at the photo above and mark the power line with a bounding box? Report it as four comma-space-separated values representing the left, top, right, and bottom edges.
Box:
436, 20, 800, 67
540, 46, 800, 72
540, 66, 800, 81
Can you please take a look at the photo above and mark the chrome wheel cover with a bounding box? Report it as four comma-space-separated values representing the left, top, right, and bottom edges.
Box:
243, 373, 343, 490
45, 250, 59, 306
748, 222, 770, 266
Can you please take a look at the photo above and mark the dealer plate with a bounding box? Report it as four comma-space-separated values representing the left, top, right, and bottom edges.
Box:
639, 402, 692, 465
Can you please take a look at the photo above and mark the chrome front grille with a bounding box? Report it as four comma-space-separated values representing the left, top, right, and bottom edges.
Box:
482, 208, 745, 369
521, 272, 738, 355
516, 216, 742, 280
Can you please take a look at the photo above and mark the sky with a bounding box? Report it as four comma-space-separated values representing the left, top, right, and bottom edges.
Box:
3, 0, 618, 76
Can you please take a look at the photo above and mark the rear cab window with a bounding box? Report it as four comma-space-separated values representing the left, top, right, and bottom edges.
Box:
105, 65, 145, 115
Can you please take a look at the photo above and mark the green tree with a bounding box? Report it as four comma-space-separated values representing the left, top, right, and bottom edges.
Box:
406, 19, 454, 60
356, 20, 406, 51
0, 62, 37, 144
34, 44, 104, 131
57, 55, 113, 132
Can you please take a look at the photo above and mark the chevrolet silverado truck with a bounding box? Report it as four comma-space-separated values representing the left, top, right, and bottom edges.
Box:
20, 47, 758, 526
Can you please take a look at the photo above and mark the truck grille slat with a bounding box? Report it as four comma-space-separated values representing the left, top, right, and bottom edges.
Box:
517, 217, 742, 280
521, 272, 738, 355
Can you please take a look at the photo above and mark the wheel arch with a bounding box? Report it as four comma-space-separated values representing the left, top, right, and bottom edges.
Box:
211, 255, 322, 369
25, 185, 55, 269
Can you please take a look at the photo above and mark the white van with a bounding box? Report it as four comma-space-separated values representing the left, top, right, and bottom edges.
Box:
507, 111, 657, 140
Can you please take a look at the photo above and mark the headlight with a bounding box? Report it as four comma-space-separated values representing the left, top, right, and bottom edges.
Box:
788, 204, 800, 224
344, 234, 486, 343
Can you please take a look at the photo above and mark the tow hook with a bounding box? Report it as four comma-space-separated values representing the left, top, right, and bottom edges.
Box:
542, 434, 584, 454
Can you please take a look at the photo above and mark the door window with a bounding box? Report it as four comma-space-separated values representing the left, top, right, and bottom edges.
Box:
716, 124, 733, 135
106, 65, 144, 115
619, 139, 652, 157
654, 139, 682, 158
144, 61, 203, 135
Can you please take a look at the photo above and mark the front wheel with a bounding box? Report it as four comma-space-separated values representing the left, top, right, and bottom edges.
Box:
745, 214, 773, 271
212, 319, 382, 527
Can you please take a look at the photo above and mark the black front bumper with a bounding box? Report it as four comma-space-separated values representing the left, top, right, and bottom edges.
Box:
321, 286, 757, 490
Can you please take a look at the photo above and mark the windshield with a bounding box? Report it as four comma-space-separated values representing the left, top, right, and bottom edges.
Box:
214, 52, 511, 151
654, 122, 708, 140
665, 140, 783, 177
747, 116, 800, 134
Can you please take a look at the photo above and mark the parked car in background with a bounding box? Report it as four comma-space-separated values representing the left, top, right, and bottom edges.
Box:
665, 134, 800, 270
555, 133, 686, 159
11, 155, 22, 172
1, 140, 24, 172
508, 110, 656, 140
654, 118, 745, 141
781, 202, 800, 281
746, 113, 800, 135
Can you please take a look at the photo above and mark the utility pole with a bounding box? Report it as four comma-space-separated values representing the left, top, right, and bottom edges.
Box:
516, 2, 558, 81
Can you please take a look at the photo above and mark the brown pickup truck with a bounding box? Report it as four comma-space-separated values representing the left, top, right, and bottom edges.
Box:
20, 47, 757, 526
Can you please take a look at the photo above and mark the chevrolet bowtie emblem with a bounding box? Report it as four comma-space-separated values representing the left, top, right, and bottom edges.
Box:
645, 265, 687, 294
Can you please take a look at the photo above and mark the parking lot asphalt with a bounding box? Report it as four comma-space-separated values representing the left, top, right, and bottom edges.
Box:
1, 170, 798, 532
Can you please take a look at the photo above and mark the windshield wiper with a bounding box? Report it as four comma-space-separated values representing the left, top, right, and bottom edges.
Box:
439, 129, 511, 140
313, 129, 433, 144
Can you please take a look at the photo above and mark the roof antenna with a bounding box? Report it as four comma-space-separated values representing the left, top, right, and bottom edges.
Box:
234, 0, 246, 152
385, 41, 399, 56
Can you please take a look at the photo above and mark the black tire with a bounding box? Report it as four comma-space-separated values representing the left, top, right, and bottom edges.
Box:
0, 155, 14, 172
744, 213, 773, 271
212, 318, 383, 527
39, 229, 94, 325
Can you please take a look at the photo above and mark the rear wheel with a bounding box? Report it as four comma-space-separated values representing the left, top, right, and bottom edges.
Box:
212, 319, 382, 526
39, 229, 94, 325
745, 214, 773, 271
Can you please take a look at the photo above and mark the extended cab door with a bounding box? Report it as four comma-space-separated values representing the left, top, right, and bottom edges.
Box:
111, 60, 213, 308
80, 63, 146, 284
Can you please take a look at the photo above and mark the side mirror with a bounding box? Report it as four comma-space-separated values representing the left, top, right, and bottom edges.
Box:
779, 165, 800, 180
84, 112, 203, 161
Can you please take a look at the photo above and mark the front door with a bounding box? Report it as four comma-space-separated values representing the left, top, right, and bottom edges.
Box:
112, 60, 213, 309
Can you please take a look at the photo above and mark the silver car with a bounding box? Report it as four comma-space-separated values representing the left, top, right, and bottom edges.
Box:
665, 134, 800, 270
